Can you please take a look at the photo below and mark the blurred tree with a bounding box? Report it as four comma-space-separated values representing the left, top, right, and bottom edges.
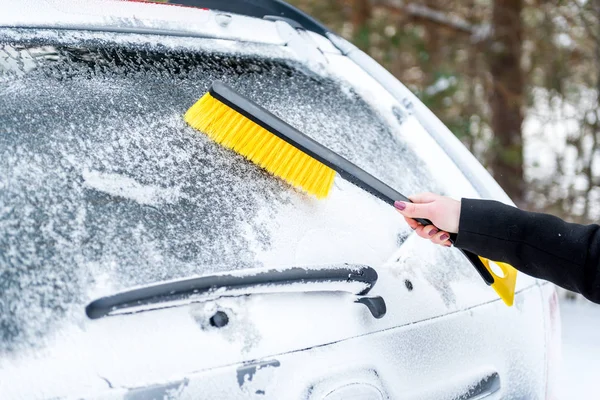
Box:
487, 0, 524, 204
522, 0, 600, 222
289, 0, 525, 202
289, 0, 600, 221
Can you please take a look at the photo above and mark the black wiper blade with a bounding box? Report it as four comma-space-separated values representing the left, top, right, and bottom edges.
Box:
85, 264, 380, 320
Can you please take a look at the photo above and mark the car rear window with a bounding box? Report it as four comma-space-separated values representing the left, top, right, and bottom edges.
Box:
0, 29, 449, 352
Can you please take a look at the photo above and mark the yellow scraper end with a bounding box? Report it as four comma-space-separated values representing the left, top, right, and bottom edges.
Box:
479, 257, 518, 306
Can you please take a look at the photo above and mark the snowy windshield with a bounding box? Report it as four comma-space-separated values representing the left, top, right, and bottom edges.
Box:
0, 29, 473, 353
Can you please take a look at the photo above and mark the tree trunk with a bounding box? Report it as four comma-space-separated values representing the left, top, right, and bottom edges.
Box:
350, 0, 371, 50
351, 0, 371, 29
487, 0, 524, 204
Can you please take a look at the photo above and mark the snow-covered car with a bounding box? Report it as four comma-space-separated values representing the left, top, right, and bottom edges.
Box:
0, 0, 561, 399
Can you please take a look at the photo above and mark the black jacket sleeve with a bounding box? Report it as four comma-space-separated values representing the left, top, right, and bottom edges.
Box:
454, 198, 600, 303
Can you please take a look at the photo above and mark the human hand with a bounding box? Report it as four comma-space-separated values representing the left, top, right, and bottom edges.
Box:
393, 193, 461, 247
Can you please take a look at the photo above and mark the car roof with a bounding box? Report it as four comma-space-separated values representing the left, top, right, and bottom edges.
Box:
0, 0, 337, 51
162, 0, 331, 37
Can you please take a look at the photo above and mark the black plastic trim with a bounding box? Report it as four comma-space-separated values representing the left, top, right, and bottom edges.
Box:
86, 264, 377, 319
355, 296, 387, 319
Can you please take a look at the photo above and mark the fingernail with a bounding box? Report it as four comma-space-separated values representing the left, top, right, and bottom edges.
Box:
394, 201, 406, 211
428, 228, 438, 236
440, 234, 449, 241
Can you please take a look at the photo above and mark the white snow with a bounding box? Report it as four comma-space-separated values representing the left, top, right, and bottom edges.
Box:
558, 299, 600, 399
1, 0, 286, 46
83, 169, 183, 205
424, 76, 458, 96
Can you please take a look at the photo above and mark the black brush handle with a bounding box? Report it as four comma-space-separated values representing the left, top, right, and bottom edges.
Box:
209, 82, 494, 286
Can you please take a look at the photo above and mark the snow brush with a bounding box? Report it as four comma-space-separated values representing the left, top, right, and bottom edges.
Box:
184, 81, 517, 306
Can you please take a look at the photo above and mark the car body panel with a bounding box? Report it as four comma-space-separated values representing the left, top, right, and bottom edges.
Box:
2, 281, 547, 399
0, 1, 552, 399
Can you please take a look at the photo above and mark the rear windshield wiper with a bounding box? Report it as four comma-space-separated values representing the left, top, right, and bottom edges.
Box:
85, 264, 386, 320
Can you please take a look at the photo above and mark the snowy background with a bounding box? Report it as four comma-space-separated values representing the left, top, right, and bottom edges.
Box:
559, 297, 600, 398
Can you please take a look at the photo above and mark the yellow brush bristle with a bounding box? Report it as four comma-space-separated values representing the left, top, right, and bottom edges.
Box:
184, 93, 336, 198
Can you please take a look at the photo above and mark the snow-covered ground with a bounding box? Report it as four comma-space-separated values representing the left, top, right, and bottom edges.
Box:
558, 299, 600, 399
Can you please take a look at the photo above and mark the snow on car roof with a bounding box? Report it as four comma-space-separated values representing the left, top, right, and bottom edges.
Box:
0, 0, 285, 45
